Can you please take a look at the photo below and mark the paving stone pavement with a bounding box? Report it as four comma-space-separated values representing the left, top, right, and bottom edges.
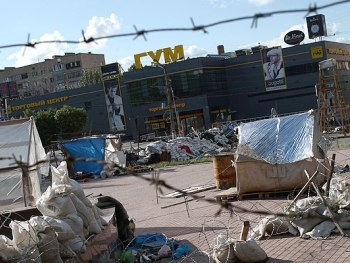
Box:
80, 150, 350, 263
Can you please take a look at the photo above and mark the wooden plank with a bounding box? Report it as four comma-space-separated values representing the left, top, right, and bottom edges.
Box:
215, 189, 295, 202
240, 221, 250, 241
163, 184, 216, 198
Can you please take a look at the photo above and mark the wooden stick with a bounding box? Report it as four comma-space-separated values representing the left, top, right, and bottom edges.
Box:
240, 221, 250, 241
304, 169, 345, 236
325, 153, 336, 197
160, 196, 204, 209
290, 170, 319, 205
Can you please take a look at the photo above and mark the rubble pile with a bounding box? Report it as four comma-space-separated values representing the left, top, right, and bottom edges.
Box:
250, 170, 350, 241
136, 127, 238, 164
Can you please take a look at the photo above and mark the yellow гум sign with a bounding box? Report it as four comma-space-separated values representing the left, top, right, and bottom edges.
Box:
134, 45, 184, 69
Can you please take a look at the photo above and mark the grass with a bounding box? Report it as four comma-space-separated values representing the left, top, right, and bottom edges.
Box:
149, 156, 213, 169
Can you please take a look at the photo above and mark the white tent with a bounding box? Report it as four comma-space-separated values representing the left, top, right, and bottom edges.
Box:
0, 118, 48, 207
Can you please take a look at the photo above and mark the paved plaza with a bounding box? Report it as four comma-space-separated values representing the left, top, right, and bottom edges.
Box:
79, 149, 350, 262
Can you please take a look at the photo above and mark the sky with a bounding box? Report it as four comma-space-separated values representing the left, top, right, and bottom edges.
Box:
1, 0, 350, 72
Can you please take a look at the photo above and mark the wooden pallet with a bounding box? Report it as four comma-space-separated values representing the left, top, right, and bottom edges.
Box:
215, 187, 295, 202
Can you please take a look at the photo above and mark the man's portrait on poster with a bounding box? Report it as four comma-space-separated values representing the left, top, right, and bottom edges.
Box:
105, 85, 125, 131
263, 48, 285, 81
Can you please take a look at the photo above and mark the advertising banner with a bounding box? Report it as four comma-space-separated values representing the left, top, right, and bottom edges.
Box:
262, 46, 287, 91
101, 63, 126, 131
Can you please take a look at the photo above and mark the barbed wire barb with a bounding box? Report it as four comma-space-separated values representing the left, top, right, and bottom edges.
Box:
0, 1, 348, 50
82, 30, 95, 44
250, 13, 269, 28
133, 25, 147, 41
190, 18, 208, 33
304, 3, 318, 17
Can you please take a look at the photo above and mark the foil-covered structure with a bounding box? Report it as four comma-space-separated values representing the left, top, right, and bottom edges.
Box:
234, 110, 329, 194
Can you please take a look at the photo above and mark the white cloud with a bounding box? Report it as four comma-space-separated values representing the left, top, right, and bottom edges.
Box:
208, 0, 232, 8
248, 0, 274, 6
185, 45, 207, 58
117, 56, 135, 72
7, 31, 68, 67
76, 13, 121, 51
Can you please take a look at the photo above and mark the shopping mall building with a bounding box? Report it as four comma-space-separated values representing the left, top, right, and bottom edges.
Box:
5, 40, 350, 140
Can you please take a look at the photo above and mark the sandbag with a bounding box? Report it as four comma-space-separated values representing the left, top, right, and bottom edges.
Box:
0, 235, 21, 262
70, 193, 102, 235
37, 228, 63, 263
234, 240, 267, 263
51, 161, 93, 207
36, 186, 77, 217
212, 234, 237, 263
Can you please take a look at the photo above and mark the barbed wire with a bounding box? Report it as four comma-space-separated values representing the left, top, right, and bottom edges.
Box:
0, 147, 349, 261
0, 1, 349, 51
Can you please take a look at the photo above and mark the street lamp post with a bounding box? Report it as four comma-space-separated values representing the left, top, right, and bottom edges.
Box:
152, 60, 178, 139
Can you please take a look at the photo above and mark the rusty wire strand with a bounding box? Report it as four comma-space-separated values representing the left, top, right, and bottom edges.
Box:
0, 1, 349, 50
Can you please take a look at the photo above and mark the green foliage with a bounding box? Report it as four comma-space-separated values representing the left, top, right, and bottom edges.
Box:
35, 109, 58, 146
23, 109, 36, 118
55, 105, 87, 139
80, 68, 102, 86
149, 156, 213, 169
28, 106, 88, 147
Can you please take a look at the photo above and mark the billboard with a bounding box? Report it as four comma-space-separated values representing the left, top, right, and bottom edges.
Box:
101, 63, 126, 131
306, 14, 327, 39
262, 46, 287, 91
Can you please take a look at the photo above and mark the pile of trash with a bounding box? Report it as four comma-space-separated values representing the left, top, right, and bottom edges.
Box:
136, 128, 238, 164
116, 233, 191, 262
249, 171, 350, 241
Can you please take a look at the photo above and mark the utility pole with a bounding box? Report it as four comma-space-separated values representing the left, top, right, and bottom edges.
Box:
152, 60, 178, 139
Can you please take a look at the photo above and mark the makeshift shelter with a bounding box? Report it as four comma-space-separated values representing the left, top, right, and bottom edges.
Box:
60, 135, 126, 176
234, 110, 329, 194
0, 118, 48, 206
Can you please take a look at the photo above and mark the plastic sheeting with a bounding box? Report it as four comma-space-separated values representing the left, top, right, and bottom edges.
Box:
237, 110, 316, 165
0, 118, 47, 206
61, 137, 105, 175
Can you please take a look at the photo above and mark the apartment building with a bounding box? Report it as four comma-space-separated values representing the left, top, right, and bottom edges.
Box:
0, 52, 105, 99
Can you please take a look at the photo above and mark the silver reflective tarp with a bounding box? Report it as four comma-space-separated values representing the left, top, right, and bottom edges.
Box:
237, 111, 317, 165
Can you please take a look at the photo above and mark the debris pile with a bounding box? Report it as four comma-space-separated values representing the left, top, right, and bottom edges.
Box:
136, 128, 237, 164
250, 171, 350, 240
117, 233, 191, 262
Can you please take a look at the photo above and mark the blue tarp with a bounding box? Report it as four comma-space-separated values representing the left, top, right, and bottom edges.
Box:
61, 137, 105, 175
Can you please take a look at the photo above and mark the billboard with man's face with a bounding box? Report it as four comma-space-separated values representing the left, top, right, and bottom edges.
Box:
101, 63, 126, 131
262, 46, 287, 91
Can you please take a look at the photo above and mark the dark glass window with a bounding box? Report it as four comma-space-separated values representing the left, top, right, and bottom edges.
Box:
285, 62, 319, 76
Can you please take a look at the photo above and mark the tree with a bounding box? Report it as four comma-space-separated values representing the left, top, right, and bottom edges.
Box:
35, 109, 58, 146
23, 108, 57, 147
55, 105, 87, 140
80, 68, 102, 86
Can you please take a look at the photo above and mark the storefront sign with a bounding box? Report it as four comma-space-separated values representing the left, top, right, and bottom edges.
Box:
149, 102, 186, 113
8, 96, 69, 112
134, 45, 184, 69
284, 30, 305, 45
327, 47, 350, 56
311, 46, 323, 59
